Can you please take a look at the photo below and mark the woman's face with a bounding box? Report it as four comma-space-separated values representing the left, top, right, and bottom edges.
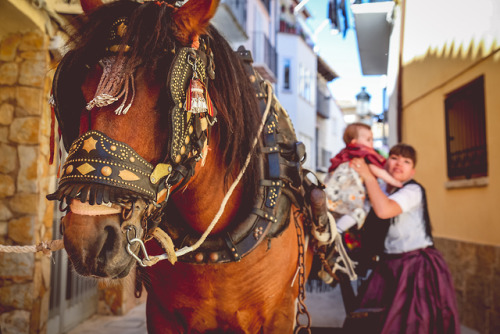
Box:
386, 154, 416, 182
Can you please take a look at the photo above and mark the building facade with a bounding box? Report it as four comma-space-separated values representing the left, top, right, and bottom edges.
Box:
358, 0, 500, 332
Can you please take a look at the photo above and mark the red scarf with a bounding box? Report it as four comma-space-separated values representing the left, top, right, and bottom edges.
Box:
328, 143, 386, 172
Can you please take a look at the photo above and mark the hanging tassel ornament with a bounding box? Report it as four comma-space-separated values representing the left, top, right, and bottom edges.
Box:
86, 57, 136, 115
184, 58, 214, 116
185, 79, 208, 114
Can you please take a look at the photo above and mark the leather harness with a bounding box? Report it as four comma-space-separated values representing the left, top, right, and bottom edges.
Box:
165, 48, 309, 264
48, 29, 312, 264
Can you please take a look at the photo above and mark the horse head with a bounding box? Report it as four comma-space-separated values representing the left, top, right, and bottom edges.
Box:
49, 0, 262, 278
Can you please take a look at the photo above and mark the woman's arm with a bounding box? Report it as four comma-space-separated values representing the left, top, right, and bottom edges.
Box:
351, 158, 402, 219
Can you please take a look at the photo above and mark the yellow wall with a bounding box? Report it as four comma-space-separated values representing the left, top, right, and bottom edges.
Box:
400, 0, 500, 246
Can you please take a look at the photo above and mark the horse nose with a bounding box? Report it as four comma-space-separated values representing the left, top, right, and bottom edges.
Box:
62, 212, 124, 276
97, 221, 123, 264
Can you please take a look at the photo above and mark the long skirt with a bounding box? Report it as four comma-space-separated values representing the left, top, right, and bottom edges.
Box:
356, 247, 460, 334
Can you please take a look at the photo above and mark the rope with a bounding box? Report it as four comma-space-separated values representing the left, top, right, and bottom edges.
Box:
0, 239, 64, 257
151, 227, 177, 265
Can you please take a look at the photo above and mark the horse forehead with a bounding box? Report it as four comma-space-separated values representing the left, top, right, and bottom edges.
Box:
80, 66, 167, 162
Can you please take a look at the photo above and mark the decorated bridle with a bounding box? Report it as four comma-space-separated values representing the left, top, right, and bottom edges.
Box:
49, 8, 217, 207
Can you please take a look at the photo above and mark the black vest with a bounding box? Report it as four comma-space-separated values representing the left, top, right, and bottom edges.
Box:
355, 179, 433, 273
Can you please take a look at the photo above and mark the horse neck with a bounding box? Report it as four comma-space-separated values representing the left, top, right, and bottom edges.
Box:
170, 145, 246, 235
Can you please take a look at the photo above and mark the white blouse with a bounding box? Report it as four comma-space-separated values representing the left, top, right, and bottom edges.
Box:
384, 182, 433, 254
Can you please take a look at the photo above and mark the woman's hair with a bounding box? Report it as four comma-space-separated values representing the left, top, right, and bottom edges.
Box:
389, 143, 417, 166
343, 122, 371, 145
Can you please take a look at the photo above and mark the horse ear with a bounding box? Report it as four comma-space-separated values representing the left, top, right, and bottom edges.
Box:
80, 0, 104, 14
173, 0, 220, 45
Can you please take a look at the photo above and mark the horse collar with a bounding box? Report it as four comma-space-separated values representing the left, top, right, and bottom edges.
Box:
163, 51, 309, 264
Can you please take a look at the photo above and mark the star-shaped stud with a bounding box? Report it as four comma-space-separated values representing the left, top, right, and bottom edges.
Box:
82, 136, 98, 153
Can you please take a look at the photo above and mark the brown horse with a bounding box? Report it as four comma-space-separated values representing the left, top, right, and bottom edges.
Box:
47, 0, 330, 332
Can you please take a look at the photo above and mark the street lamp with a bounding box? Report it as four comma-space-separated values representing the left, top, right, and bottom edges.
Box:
356, 86, 371, 124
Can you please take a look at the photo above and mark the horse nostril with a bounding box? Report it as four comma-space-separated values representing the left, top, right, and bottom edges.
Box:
99, 225, 119, 261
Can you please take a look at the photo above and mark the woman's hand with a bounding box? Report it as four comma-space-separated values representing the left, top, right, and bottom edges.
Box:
350, 158, 374, 180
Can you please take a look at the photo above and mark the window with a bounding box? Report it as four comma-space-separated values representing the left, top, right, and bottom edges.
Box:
283, 59, 291, 91
299, 64, 305, 97
298, 64, 313, 104
444, 76, 487, 180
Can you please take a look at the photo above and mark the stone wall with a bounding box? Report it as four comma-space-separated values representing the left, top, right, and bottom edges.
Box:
435, 237, 500, 334
0, 30, 55, 334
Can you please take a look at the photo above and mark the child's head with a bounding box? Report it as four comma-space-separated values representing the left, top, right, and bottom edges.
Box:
343, 122, 373, 148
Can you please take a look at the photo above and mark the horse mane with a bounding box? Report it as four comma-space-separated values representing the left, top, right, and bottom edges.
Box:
66, 0, 261, 194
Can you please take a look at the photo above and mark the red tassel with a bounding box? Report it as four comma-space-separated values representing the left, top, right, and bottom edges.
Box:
206, 90, 214, 117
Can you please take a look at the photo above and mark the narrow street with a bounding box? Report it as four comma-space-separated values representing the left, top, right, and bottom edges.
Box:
68, 287, 346, 334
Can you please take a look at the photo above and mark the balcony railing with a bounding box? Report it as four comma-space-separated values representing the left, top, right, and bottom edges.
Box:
447, 145, 487, 180
252, 32, 277, 81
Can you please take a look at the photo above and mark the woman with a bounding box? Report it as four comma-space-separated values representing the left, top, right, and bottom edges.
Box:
350, 144, 460, 334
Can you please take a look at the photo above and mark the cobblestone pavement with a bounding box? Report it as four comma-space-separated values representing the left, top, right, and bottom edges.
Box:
68, 286, 346, 334
67, 285, 477, 334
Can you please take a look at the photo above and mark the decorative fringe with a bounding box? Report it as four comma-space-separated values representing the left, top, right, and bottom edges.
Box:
86, 57, 136, 115
46, 182, 146, 205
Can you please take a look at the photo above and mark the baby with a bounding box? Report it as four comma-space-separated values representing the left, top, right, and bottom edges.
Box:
324, 122, 402, 233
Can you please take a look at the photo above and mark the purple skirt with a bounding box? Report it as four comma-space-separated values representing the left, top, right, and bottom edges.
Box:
358, 247, 460, 334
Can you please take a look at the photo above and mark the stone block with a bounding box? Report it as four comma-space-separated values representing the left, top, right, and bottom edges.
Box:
8, 193, 38, 215
0, 252, 34, 279
19, 31, 46, 52
8, 216, 35, 245
463, 273, 490, 333
17, 145, 39, 193
39, 106, 51, 140
0, 175, 15, 198
16, 87, 42, 116
20, 51, 46, 61
0, 221, 7, 236
33, 261, 42, 302
41, 256, 51, 290
0, 144, 16, 173
0, 127, 7, 143
39, 290, 50, 333
0, 310, 30, 334
0, 63, 19, 86
0, 203, 13, 221
30, 296, 41, 334
475, 243, 495, 278
0, 34, 22, 62
0, 87, 16, 103
19, 60, 46, 87
0, 283, 33, 310
9, 117, 39, 144
0, 103, 14, 125
98, 282, 124, 315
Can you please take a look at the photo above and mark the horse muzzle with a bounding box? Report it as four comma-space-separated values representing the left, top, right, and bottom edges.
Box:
62, 199, 149, 278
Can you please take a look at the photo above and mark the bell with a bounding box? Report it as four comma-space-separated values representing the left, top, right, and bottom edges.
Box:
185, 79, 214, 116
186, 79, 207, 114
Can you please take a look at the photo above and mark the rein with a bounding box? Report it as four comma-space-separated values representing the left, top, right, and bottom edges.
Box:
127, 81, 274, 266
